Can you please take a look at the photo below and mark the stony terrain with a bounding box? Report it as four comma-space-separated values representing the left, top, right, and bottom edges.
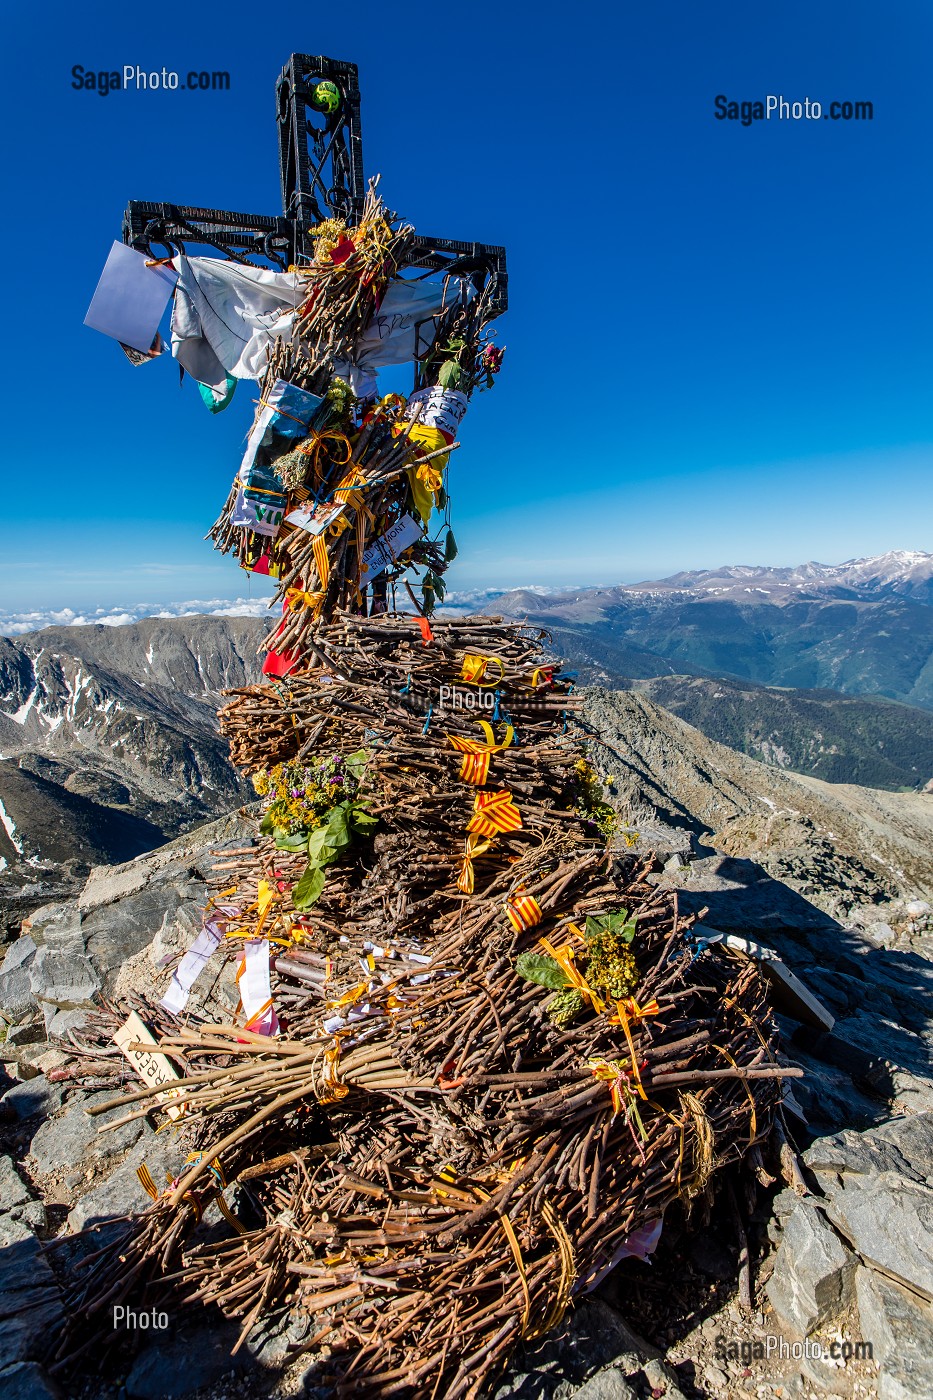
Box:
0, 682, 931, 1396
0, 616, 260, 937
614, 676, 933, 792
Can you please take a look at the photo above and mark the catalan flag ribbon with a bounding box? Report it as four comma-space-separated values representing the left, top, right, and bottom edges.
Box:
467, 789, 523, 837
459, 751, 491, 786
505, 892, 543, 933
457, 833, 494, 894
447, 720, 514, 755
312, 533, 331, 595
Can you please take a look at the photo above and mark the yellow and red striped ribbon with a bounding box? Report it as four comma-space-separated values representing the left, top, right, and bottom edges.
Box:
447, 720, 514, 755
456, 834, 494, 894
459, 751, 491, 786
467, 789, 523, 837
505, 892, 544, 933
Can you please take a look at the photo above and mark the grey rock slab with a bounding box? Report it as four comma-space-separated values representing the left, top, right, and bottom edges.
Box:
0, 1362, 64, 1399
568, 1370, 637, 1400
22, 901, 82, 949
124, 1319, 255, 1399
29, 945, 100, 1006
10, 1200, 46, 1230
0, 1153, 32, 1210
0, 936, 38, 1015
29, 1090, 144, 1177
867, 1113, 933, 1178
80, 880, 190, 988
0, 1211, 34, 1247
825, 1170, 933, 1301
44, 1007, 88, 1038
0, 1236, 63, 1369
4, 1019, 47, 1047
67, 1129, 187, 1233
1, 1074, 62, 1121
855, 1266, 933, 1399
765, 1199, 856, 1335
641, 1359, 689, 1399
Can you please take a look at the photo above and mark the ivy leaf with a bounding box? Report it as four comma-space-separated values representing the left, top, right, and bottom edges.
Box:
292, 863, 327, 911
585, 910, 637, 944
515, 952, 572, 990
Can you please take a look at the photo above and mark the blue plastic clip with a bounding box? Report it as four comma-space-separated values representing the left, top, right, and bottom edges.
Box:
422, 705, 433, 736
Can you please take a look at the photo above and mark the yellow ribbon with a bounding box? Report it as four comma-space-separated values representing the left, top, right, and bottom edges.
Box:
296, 428, 353, 485
447, 720, 515, 755
537, 934, 605, 1013
399, 423, 449, 522
460, 654, 506, 687
457, 833, 494, 894
286, 586, 325, 613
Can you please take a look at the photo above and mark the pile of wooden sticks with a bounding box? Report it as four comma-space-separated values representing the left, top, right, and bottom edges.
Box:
51, 616, 793, 1396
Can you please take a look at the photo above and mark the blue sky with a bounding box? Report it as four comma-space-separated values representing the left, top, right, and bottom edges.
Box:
3, 1, 932, 610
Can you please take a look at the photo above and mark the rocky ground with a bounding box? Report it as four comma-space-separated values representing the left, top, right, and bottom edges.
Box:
1, 692, 932, 1399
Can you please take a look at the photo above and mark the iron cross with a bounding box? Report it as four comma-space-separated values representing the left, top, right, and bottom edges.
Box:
122, 53, 507, 315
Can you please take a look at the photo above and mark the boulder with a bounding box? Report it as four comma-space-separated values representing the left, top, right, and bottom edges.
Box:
1, 1075, 62, 1122
28, 945, 100, 1007
0, 1362, 63, 1399
0, 936, 37, 1015
0, 1154, 32, 1210
0, 1235, 63, 1370
824, 1171, 933, 1302
125, 1318, 255, 1399
855, 1266, 933, 1399
29, 1090, 145, 1177
568, 1371, 638, 1400
67, 1129, 187, 1233
765, 1199, 856, 1335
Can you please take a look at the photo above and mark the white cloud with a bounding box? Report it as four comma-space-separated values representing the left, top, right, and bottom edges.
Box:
0, 586, 583, 638
0, 598, 276, 637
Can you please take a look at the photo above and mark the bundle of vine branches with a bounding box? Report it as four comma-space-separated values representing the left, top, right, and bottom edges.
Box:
50, 616, 794, 1396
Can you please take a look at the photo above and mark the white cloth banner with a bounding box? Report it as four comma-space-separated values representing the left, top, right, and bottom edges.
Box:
403, 386, 468, 440
160, 908, 234, 1016
333, 277, 472, 396
240, 939, 277, 1035
171, 256, 305, 390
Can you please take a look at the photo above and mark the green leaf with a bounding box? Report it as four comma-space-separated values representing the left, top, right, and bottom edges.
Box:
345, 748, 369, 782
259, 810, 275, 836
515, 952, 572, 991
438, 360, 461, 389
585, 910, 637, 944
292, 863, 327, 910
444, 529, 458, 562
349, 807, 378, 836
273, 829, 310, 852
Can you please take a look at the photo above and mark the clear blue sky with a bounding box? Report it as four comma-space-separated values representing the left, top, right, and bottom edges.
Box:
3, 1, 932, 609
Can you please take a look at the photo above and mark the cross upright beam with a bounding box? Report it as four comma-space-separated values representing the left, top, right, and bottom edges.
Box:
121, 53, 507, 315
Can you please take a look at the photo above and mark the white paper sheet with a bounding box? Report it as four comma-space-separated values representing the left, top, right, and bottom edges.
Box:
84, 242, 178, 354
359, 512, 424, 585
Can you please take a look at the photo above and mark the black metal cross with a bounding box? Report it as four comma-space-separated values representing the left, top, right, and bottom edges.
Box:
122, 53, 507, 315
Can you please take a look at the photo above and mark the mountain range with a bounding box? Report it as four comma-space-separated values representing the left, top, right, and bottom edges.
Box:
0, 550, 931, 934
487, 549, 933, 710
